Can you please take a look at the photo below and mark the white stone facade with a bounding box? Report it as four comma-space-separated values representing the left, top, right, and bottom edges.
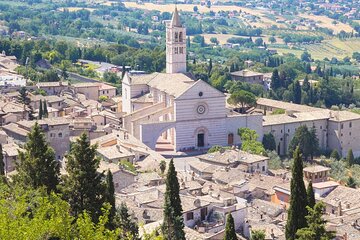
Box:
121, 9, 263, 152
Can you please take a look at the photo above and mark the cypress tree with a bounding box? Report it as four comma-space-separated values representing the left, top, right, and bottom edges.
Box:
0, 144, 4, 177
346, 175, 356, 188
307, 181, 316, 209
224, 213, 237, 240
162, 158, 185, 240
15, 122, 60, 193
39, 99, 43, 119
62, 133, 105, 222
346, 148, 354, 166
285, 146, 308, 240
270, 69, 281, 90
330, 149, 340, 160
115, 202, 139, 239
302, 75, 310, 93
296, 202, 336, 240
43, 101, 48, 118
293, 80, 302, 104
105, 170, 116, 226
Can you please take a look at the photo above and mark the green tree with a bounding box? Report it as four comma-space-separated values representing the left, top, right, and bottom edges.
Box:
270, 69, 281, 90
105, 170, 116, 227
346, 148, 354, 166
238, 128, 266, 155
15, 122, 60, 193
224, 213, 237, 240
285, 147, 308, 240
62, 133, 105, 222
302, 75, 310, 93
162, 159, 185, 240
75, 205, 120, 240
0, 183, 119, 240
296, 202, 336, 240
262, 132, 276, 151
301, 51, 311, 62
307, 181, 315, 209
18, 87, 30, 105
43, 101, 48, 118
269, 36, 276, 44
330, 149, 340, 160
159, 160, 166, 174
227, 90, 256, 113
293, 80, 302, 104
39, 99, 43, 119
0, 144, 4, 177
210, 37, 219, 45
115, 202, 139, 239
305, 63, 312, 74
288, 125, 318, 161
251, 229, 265, 240
346, 175, 357, 188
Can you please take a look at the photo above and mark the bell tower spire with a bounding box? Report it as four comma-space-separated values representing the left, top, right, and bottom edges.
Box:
166, 7, 187, 74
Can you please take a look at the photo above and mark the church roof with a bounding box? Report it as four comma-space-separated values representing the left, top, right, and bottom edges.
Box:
147, 73, 194, 98
170, 7, 182, 27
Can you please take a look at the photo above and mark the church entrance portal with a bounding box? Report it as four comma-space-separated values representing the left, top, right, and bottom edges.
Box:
197, 133, 205, 147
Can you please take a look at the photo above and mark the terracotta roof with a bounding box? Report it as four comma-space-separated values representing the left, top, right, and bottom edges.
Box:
263, 110, 330, 126
329, 110, 360, 122
230, 69, 263, 77
303, 165, 331, 173
257, 98, 319, 112
147, 73, 194, 98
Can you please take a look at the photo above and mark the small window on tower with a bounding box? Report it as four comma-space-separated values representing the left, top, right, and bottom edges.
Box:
175, 47, 178, 54
179, 32, 183, 42
179, 47, 183, 54
175, 32, 179, 42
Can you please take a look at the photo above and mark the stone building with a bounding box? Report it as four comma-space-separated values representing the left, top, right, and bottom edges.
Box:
230, 69, 264, 85
258, 98, 360, 157
121, 8, 263, 152
3, 118, 71, 160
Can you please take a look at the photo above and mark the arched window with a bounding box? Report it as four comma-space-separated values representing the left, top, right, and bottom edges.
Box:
179, 32, 183, 42
58, 132, 63, 138
175, 32, 179, 42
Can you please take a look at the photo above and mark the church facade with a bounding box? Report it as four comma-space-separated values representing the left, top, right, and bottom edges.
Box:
121, 8, 263, 151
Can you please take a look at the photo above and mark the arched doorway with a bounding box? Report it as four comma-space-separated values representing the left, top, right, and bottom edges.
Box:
197, 130, 205, 148
155, 127, 176, 152
194, 127, 209, 149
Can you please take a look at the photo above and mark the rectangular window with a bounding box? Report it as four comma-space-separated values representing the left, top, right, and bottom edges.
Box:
179, 47, 183, 54
174, 47, 178, 54
341, 123, 344, 129
186, 212, 194, 221
349, 122, 352, 128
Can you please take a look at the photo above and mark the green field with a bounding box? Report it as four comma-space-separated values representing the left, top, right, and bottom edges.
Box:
273, 38, 360, 60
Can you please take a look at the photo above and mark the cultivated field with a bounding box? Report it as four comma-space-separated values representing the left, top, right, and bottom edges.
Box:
299, 13, 353, 33
273, 38, 360, 60
201, 33, 284, 44
123, 2, 286, 29
58, 7, 96, 12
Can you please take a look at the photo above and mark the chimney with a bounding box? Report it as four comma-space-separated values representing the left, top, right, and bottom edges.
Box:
338, 201, 342, 216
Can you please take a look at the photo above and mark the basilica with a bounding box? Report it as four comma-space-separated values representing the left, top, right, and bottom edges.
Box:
121, 8, 262, 151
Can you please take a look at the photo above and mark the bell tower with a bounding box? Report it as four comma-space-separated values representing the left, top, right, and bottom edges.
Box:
166, 7, 187, 74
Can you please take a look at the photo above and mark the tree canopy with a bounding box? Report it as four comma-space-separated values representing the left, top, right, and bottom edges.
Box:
15, 122, 60, 194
